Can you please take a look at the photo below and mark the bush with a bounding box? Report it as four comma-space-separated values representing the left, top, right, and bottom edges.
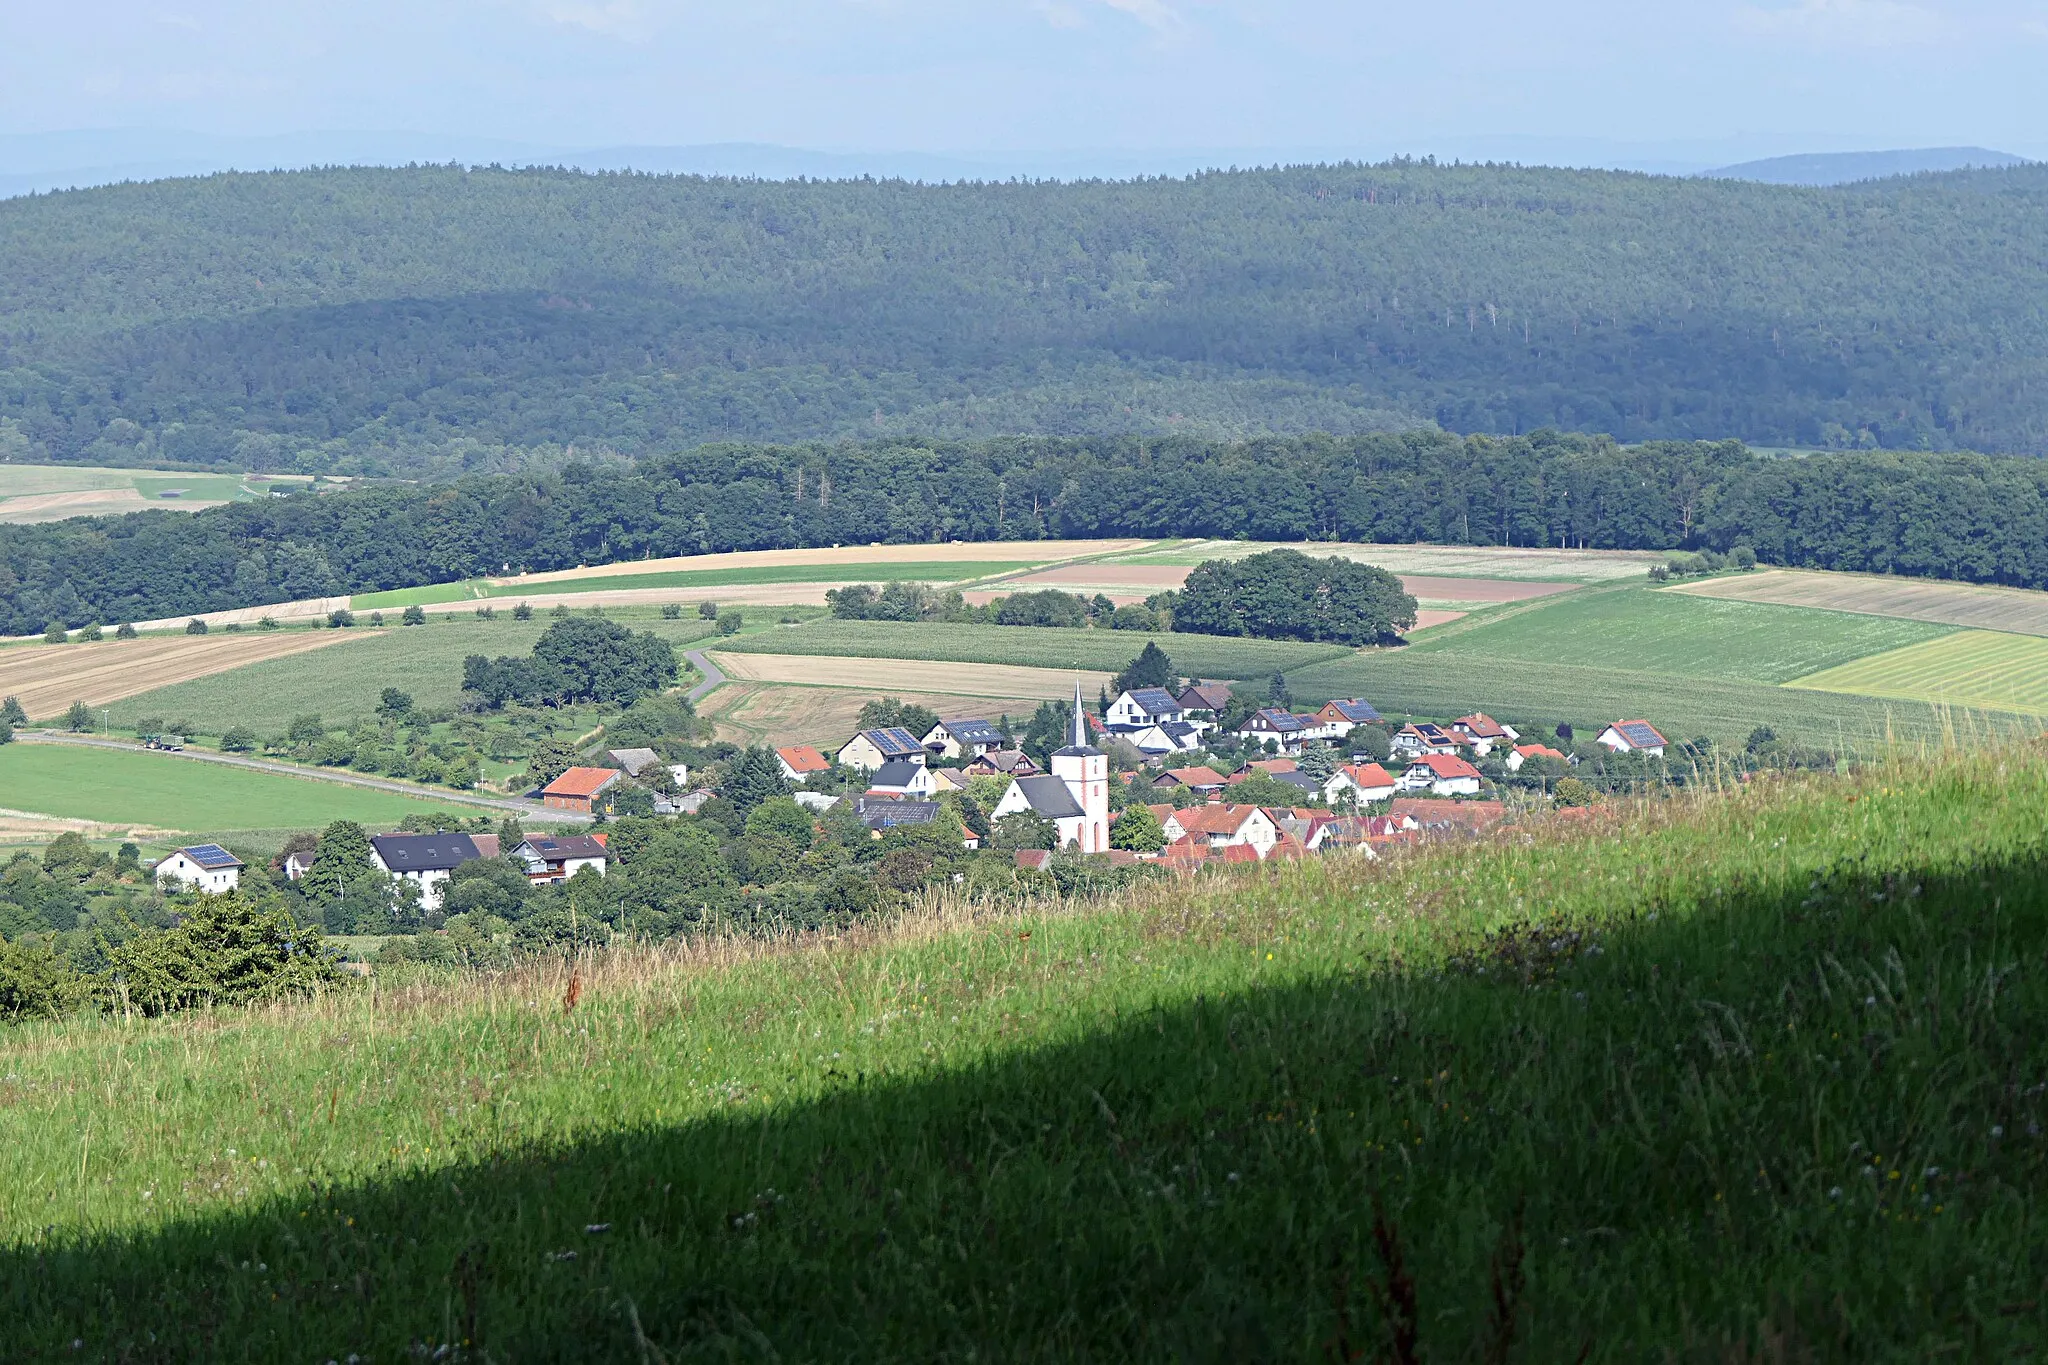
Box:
401, 604, 427, 625
1553, 776, 1595, 806
185, 618, 208, 635
77, 624, 103, 642
369, 612, 385, 627
0, 939, 77, 1020
698, 601, 719, 619
220, 726, 258, 753
115, 622, 137, 639
513, 602, 533, 620
476, 605, 495, 620
65, 701, 92, 733
718, 613, 743, 635
661, 603, 682, 619
107, 892, 343, 1015
0, 720, 12, 745
41, 622, 66, 643
257, 617, 280, 630
328, 609, 355, 628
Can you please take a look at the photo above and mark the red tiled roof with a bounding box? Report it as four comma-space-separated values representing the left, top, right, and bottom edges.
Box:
1169, 804, 1267, 837
1388, 798, 1508, 831
776, 745, 831, 773
1514, 744, 1567, 762
1408, 754, 1481, 780
542, 766, 622, 798
1338, 762, 1396, 789
1015, 850, 1053, 871
1455, 713, 1511, 739
1160, 766, 1227, 787
1219, 843, 1263, 864
1158, 836, 1212, 866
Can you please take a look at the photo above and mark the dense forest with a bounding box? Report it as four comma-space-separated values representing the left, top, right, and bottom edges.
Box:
8, 431, 2048, 634
3, 161, 2048, 475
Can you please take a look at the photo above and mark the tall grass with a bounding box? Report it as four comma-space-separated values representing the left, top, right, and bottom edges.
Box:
3, 748, 2046, 1358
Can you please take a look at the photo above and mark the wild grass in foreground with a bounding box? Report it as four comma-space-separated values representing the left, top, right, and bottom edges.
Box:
2, 751, 2047, 1359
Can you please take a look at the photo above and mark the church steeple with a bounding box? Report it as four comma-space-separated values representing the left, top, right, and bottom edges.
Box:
1069, 678, 1089, 749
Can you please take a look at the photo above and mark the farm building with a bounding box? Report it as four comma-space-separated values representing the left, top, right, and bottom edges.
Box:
1598, 720, 1669, 757
541, 767, 622, 812
369, 832, 482, 913
1152, 765, 1227, 796
1508, 743, 1570, 771
608, 748, 688, 788
837, 727, 927, 773
155, 844, 243, 894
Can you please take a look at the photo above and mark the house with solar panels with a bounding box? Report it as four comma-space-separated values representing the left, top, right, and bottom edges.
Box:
1597, 719, 1669, 758
836, 727, 928, 773
920, 718, 1009, 761
154, 844, 244, 894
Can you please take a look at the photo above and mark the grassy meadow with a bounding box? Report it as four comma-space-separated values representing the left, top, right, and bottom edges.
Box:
719, 619, 1352, 679
1789, 629, 2048, 715
1411, 584, 1957, 682
105, 612, 719, 734
2, 750, 2045, 1357
0, 743, 472, 834
352, 561, 1040, 610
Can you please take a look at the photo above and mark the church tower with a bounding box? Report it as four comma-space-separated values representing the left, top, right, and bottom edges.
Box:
1049, 679, 1110, 853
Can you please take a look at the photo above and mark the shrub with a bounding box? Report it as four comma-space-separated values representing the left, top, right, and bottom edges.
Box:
328, 609, 355, 628
115, 622, 137, 639
0, 939, 77, 1020
0, 720, 11, 746
718, 613, 743, 635
476, 605, 495, 620
77, 624, 104, 642
41, 622, 66, 644
107, 893, 343, 1015
368, 612, 384, 627
185, 618, 208, 635
2, 696, 26, 726
65, 701, 92, 733
661, 603, 682, 619
1553, 775, 1595, 806
400, 605, 426, 625
512, 602, 532, 620
219, 726, 258, 753
699, 601, 719, 619
257, 617, 280, 630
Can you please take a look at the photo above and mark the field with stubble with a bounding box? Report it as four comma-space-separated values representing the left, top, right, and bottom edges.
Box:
2, 750, 2045, 1358
0, 630, 362, 721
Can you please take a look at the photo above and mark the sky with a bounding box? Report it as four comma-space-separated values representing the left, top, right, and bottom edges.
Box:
2, 0, 2045, 167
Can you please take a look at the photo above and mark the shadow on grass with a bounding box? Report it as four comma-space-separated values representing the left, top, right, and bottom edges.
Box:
8, 851, 2048, 1363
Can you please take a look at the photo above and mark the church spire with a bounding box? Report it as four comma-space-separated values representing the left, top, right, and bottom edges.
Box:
1070, 677, 1088, 748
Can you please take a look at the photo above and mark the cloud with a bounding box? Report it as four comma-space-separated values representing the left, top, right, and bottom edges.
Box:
531, 0, 648, 39
1096, 0, 1182, 30
1734, 0, 1949, 48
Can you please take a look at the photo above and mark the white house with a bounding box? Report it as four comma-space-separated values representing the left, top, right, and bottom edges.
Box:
1597, 720, 1669, 758
1398, 754, 1484, 796
1323, 761, 1398, 805
1304, 698, 1383, 740
1161, 804, 1281, 858
1450, 713, 1518, 757
921, 717, 1008, 760
1506, 743, 1570, 772
868, 760, 941, 798
512, 834, 610, 885
775, 745, 833, 783
989, 682, 1108, 852
369, 832, 483, 913
1391, 723, 1463, 757
1106, 687, 1185, 730
837, 727, 927, 773
155, 844, 243, 894
1235, 708, 1312, 752
1114, 719, 1205, 757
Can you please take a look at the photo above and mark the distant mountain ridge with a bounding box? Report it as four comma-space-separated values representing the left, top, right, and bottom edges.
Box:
1706, 147, 2028, 186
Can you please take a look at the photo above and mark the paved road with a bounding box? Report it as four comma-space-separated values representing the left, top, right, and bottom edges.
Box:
685, 649, 727, 704
15, 731, 590, 823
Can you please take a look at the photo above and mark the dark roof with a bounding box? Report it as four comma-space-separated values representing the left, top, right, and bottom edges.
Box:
855, 797, 939, 829
1013, 773, 1086, 819
1178, 682, 1233, 710
176, 843, 243, 870
1243, 708, 1307, 733
1158, 720, 1201, 740
1121, 687, 1181, 716
1611, 720, 1668, 748
871, 760, 927, 788
859, 727, 925, 757
1326, 699, 1383, 723
937, 718, 1005, 745
519, 835, 611, 862
606, 747, 663, 777
370, 833, 481, 873
1051, 744, 1101, 761
1273, 770, 1322, 791
976, 749, 1035, 773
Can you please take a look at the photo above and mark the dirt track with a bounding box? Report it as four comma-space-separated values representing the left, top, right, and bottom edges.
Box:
0, 632, 364, 720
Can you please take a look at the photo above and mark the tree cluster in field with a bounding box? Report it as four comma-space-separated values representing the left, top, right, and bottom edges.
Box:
460, 616, 679, 710
825, 581, 1159, 630
19, 429, 2048, 635
1168, 549, 1417, 645
4, 162, 2048, 480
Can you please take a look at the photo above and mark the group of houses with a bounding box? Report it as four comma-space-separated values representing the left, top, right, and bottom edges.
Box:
154, 830, 614, 907
784, 678, 1673, 866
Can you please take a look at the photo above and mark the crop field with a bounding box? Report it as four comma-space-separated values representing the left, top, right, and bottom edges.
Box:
696, 682, 1049, 747
353, 561, 1039, 610
1667, 568, 2048, 636
983, 563, 1577, 610
0, 463, 310, 523
0, 743, 465, 835
1787, 630, 2048, 714
710, 651, 1114, 701
0, 631, 363, 721
3, 752, 2045, 1355
105, 614, 717, 735
1284, 648, 2003, 750
717, 621, 1352, 679
1409, 584, 1957, 684
1116, 540, 1664, 581
497, 540, 1152, 584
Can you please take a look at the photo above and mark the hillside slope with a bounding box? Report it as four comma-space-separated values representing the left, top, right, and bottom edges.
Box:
3, 162, 2048, 472
4, 750, 2045, 1358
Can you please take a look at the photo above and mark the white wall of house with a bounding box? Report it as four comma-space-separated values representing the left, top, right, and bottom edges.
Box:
155, 853, 239, 894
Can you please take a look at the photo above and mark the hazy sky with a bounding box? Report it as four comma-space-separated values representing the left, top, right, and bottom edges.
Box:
4, 0, 2046, 158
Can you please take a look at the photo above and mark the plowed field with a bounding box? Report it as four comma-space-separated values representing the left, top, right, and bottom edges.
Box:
0, 631, 364, 721
1667, 569, 2048, 636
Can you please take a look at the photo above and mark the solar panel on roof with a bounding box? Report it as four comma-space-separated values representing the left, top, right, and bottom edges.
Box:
182, 844, 239, 868
1620, 722, 1664, 747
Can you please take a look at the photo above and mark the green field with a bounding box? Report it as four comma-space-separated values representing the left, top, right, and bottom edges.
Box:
1788, 629, 2048, 714
107, 613, 718, 734
1410, 585, 1958, 683
717, 620, 1352, 678
0, 744, 466, 833
4, 751, 2046, 1355
353, 562, 1040, 609
0, 463, 307, 523
1284, 648, 2009, 751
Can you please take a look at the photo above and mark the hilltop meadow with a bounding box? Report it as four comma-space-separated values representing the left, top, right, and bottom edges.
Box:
1, 746, 2044, 1359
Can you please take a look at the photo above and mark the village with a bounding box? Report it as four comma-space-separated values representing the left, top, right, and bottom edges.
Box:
146, 672, 1672, 900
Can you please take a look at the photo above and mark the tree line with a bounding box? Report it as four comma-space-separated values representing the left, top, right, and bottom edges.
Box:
14, 431, 2048, 633
3, 161, 2048, 477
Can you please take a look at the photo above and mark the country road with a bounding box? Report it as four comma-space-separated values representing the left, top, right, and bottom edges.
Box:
685, 649, 727, 703
15, 731, 590, 823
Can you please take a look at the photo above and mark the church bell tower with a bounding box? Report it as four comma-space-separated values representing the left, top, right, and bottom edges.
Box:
1049, 679, 1109, 853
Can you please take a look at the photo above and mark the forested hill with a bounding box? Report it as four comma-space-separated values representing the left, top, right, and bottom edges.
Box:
3, 161, 2048, 475
8, 431, 2048, 635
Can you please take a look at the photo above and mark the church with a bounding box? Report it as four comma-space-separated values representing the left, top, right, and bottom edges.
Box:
988, 682, 1110, 853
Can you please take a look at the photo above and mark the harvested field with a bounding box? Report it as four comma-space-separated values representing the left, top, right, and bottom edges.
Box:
697, 682, 1047, 748
1786, 630, 2048, 714
719, 621, 1349, 677
708, 651, 1112, 701
1120, 541, 1663, 581
0, 464, 301, 525
1399, 575, 1576, 603
1411, 610, 1467, 631
0, 631, 364, 720
994, 565, 1577, 607
0, 489, 181, 523
1666, 569, 2048, 637
999, 565, 1193, 590
492, 540, 1148, 586
0, 805, 177, 848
